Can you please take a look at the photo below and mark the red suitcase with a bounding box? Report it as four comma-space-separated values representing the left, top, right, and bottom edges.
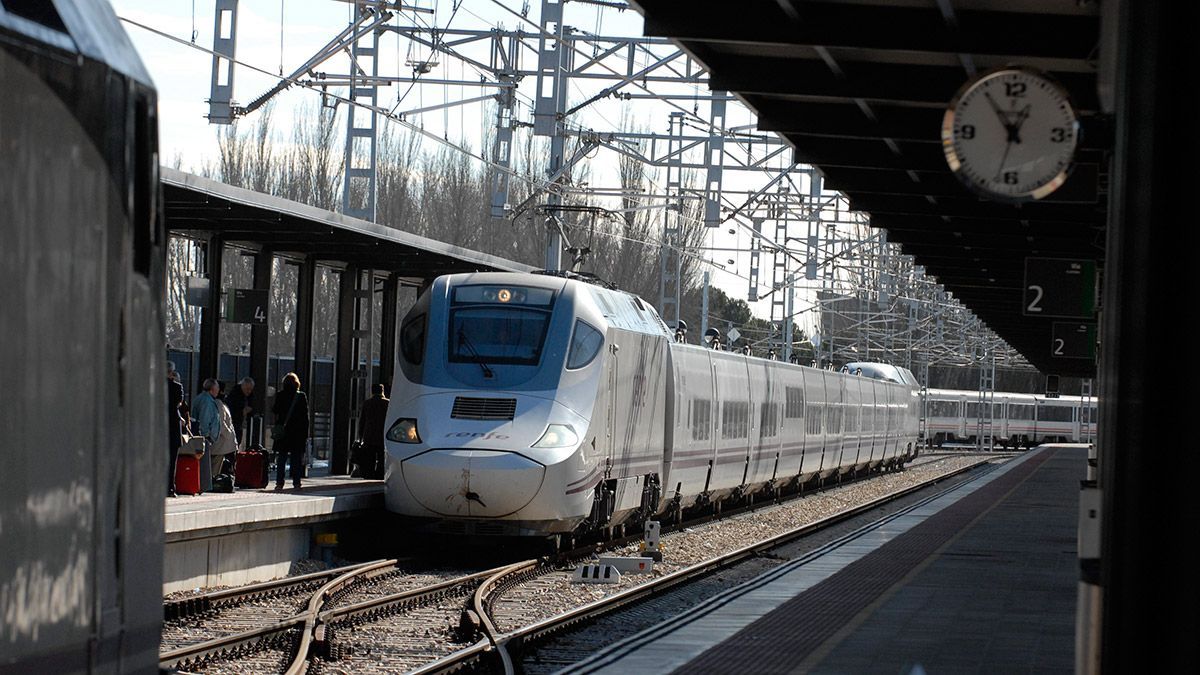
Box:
234, 449, 269, 489
175, 453, 203, 495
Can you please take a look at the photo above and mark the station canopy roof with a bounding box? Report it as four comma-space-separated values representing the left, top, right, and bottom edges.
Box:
161, 167, 532, 280
632, 0, 1106, 377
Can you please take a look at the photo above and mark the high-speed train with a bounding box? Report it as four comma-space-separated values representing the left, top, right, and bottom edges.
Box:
923, 387, 1098, 448
382, 272, 919, 541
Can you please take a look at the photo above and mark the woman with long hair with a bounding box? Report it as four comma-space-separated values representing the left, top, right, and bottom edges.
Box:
271, 372, 309, 490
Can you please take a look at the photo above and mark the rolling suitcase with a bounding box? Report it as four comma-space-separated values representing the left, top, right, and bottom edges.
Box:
235, 447, 269, 489
175, 453, 203, 495
199, 445, 213, 493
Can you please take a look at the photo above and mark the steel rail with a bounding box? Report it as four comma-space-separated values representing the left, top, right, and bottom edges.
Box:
162, 559, 386, 622
283, 559, 402, 675
159, 559, 399, 671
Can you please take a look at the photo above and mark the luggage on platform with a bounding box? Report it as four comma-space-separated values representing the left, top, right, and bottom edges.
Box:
235, 447, 270, 489
212, 473, 235, 493
199, 442, 213, 493
175, 453, 203, 495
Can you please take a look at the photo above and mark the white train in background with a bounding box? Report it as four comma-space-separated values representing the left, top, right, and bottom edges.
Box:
922, 387, 1098, 448
383, 272, 919, 542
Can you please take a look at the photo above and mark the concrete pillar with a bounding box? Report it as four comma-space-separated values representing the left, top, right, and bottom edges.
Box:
332, 266, 360, 475
197, 234, 223, 394
249, 248, 272, 418
293, 255, 316, 397
1099, 1, 1198, 669
379, 273, 399, 396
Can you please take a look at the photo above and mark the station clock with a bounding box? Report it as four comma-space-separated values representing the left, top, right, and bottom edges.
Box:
942, 67, 1079, 201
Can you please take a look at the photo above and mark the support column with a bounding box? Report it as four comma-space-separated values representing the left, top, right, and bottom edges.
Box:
658, 112, 685, 328
333, 266, 357, 475
333, 267, 373, 475
1099, 1, 1198, 670
379, 273, 399, 395
248, 249, 272, 419
342, 3, 382, 220
293, 256, 316, 397
534, 0, 571, 270
207, 0, 239, 124
197, 235, 224, 393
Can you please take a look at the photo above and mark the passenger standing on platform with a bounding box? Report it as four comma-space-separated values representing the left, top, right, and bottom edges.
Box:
272, 372, 309, 490
166, 362, 185, 498
211, 397, 239, 477
224, 377, 254, 446
357, 384, 389, 479
192, 378, 222, 464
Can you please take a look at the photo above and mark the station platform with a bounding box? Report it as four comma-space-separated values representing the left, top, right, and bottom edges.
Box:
569, 444, 1085, 674
163, 471, 384, 593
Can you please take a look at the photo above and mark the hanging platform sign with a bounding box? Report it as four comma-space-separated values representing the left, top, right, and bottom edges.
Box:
1051, 322, 1097, 360
1023, 258, 1097, 318
225, 289, 268, 325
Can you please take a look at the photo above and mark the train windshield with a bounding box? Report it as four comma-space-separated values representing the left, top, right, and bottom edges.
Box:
448, 285, 554, 366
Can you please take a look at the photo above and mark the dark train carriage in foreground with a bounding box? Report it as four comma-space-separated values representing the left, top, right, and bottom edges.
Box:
1, 1, 165, 671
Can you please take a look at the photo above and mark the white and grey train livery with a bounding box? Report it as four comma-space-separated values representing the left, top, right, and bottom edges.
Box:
383, 272, 920, 539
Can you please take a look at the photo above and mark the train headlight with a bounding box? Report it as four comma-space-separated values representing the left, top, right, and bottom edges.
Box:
532, 424, 579, 449
386, 418, 422, 444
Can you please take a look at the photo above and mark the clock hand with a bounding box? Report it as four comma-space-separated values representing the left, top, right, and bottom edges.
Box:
994, 138, 1015, 181
984, 92, 1014, 134
1010, 104, 1033, 144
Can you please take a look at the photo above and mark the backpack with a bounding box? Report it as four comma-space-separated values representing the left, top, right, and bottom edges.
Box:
212, 473, 235, 493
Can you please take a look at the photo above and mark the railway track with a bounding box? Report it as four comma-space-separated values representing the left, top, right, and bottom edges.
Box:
161, 453, 1001, 673
417, 454, 997, 674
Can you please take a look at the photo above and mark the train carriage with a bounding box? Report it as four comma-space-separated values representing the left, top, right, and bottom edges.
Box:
922, 388, 1098, 447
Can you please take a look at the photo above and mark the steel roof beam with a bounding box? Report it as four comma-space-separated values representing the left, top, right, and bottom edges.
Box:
639, 0, 1098, 60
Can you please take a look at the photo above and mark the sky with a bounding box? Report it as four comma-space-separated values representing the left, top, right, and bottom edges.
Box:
110, 0, 851, 335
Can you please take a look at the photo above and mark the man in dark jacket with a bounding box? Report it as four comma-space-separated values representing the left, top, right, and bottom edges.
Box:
224, 377, 254, 445
167, 361, 185, 497
357, 384, 389, 479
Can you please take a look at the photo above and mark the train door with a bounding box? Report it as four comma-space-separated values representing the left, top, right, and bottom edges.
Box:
741, 354, 756, 490
603, 331, 620, 472
815, 370, 831, 476
830, 374, 846, 473
871, 380, 885, 465
750, 359, 779, 486
870, 381, 882, 462
846, 377, 864, 470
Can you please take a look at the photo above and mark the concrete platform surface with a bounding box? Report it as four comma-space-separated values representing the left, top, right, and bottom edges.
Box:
165, 475, 385, 542
162, 475, 385, 593
567, 445, 1084, 674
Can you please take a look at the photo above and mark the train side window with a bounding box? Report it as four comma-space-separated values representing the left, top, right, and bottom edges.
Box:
566, 320, 604, 369
400, 314, 426, 365
806, 404, 822, 434
785, 387, 804, 418
760, 402, 778, 437
692, 399, 711, 441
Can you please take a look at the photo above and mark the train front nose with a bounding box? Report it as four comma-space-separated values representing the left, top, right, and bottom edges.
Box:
400, 450, 546, 518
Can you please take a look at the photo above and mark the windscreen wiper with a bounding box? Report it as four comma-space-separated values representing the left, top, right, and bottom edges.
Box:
457, 327, 495, 378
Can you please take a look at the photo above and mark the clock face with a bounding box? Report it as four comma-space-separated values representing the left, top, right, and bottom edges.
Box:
942, 68, 1079, 201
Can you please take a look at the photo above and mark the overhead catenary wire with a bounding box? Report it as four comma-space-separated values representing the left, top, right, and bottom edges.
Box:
120, 9, 995, 350
118, 14, 762, 287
